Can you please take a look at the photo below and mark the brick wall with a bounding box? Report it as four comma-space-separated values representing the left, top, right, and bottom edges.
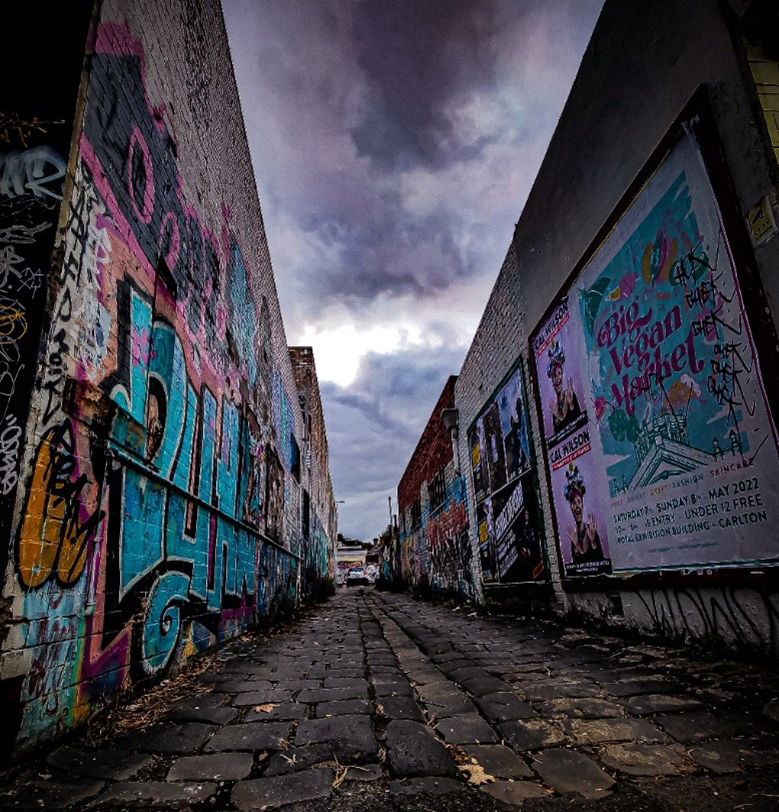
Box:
455, 243, 564, 607
0, 0, 333, 757
395, 377, 475, 598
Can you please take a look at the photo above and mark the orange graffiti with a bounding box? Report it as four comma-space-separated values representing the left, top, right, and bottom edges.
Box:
0, 303, 27, 344
18, 421, 103, 588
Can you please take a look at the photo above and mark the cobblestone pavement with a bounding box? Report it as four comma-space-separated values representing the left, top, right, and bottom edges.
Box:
3, 589, 779, 811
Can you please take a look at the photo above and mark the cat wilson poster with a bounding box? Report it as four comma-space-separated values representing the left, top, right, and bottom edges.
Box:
532, 132, 779, 576
467, 363, 545, 584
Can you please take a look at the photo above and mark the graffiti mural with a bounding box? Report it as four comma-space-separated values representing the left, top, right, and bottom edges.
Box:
0, 133, 67, 576
0, 16, 333, 756
394, 377, 474, 598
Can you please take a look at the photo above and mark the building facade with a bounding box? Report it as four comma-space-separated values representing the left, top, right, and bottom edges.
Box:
396, 377, 476, 600
0, 0, 335, 758
398, 0, 779, 656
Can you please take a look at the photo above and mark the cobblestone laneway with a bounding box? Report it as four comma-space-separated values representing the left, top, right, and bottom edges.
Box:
3, 590, 779, 811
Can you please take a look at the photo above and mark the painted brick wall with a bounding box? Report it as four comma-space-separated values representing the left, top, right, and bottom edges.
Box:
0, 0, 334, 757
396, 377, 475, 598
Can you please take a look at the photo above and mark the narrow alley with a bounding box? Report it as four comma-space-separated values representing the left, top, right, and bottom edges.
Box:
2, 589, 778, 811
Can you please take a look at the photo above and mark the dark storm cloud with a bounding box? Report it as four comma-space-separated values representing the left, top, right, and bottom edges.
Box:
313, 204, 472, 302
223, 0, 605, 537
350, 0, 504, 170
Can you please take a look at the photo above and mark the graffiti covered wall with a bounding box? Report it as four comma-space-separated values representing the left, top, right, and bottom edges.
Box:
0, 0, 333, 757
0, 4, 94, 595
396, 377, 474, 599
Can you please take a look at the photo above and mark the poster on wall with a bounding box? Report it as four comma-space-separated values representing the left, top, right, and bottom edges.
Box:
531, 129, 779, 576
469, 362, 545, 584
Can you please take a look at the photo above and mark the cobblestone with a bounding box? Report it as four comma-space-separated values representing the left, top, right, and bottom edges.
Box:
3, 589, 779, 811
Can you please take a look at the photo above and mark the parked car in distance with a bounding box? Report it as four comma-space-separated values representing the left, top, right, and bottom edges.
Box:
347, 566, 371, 586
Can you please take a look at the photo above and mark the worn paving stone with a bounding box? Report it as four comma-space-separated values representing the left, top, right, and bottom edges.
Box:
168, 693, 225, 709
688, 740, 779, 773
243, 702, 308, 722
562, 717, 669, 745
385, 720, 458, 778
295, 714, 378, 761
47, 746, 152, 781
262, 745, 336, 775
232, 768, 333, 809
655, 709, 763, 743
94, 781, 215, 806
532, 748, 615, 798
204, 721, 291, 751
167, 752, 254, 782
374, 681, 414, 698
270, 667, 314, 681
343, 763, 384, 782
166, 705, 239, 725
498, 719, 566, 751
435, 714, 498, 744
209, 679, 274, 693
536, 697, 626, 719
462, 744, 533, 778
618, 693, 705, 715
481, 780, 548, 803
389, 777, 464, 796
323, 677, 368, 690
115, 722, 215, 754
415, 639, 453, 656
277, 679, 322, 692
377, 696, 425, 721
474, 692, 536, 722
599, 742, 694, 776
371, 665, 404, 676
0, 779, 105, 809
523, 682, 603, 701
437, 660, 476, 676
600, 679, 679, 697
405, 671, 443, 688
418, 690, 474, 716
459, 675, 511, 696
297, 687, 366, 703
447, 666, 492, 683
430, 651, 466, 664
232, 689, 294, 706
416, 682, 469, 703
324, 668, 364, 680
316, 698, 373, 717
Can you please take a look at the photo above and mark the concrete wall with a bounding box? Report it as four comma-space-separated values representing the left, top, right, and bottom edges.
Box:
0, 0, 334, 758
449, 0, 779, 654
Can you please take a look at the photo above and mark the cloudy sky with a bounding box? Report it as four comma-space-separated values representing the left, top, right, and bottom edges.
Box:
222, 0, 604, 540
